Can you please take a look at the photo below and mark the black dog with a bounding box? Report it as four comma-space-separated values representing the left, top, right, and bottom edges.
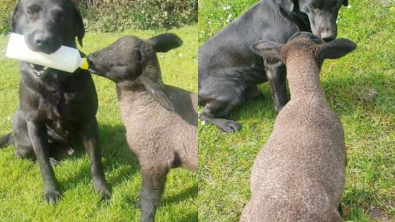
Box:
198, 0, 348, 133
0, 0, 110, 204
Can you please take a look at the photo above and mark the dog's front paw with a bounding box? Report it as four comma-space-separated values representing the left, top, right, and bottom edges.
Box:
218, 120, 242, 133
44, 189, 62, 204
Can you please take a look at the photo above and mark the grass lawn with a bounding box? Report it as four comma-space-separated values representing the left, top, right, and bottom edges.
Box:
198, 1, 395, 222
0, 25, 197, 222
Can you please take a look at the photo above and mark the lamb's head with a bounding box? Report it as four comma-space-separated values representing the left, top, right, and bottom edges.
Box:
87, 36, 147, 82
87, 33, 183, 111
251, 32, 356, 68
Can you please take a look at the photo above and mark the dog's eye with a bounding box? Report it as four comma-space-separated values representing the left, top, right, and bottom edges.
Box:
27, 11, 36, 18
54, 11, 65, 21
56, 14, 64, 21
310, 4, 318, 10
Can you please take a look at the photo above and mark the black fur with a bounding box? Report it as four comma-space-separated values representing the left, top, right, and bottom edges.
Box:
1, 0, 110, 204
198, 0, 347, 133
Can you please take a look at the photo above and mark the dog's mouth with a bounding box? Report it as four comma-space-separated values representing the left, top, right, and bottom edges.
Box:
29, 64, 50, 78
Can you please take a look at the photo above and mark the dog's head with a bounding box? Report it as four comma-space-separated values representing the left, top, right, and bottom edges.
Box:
280, 0, 348, 42
11, 0, 85, 54
87, 33, 183, 111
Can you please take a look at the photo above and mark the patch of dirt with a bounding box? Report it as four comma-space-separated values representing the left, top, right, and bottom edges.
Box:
368, 208, 393, 222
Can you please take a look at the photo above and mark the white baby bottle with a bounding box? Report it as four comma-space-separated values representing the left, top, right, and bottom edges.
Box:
5, 33, 89, 73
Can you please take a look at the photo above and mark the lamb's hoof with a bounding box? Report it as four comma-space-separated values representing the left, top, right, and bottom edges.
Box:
44, 189, 62, 204
217, 120, 242, 133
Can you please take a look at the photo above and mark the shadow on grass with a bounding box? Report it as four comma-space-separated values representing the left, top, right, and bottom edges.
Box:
342, 186, 392, 221
58, 124, 138, 193
178, 211, 198, 222
162, 184, 198, 206
59, 124, 196, 207
343, 186, 374, 216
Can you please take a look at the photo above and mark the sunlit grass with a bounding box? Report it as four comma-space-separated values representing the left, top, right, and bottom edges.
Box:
198, 1, 395, 221
0, 25, 197, 222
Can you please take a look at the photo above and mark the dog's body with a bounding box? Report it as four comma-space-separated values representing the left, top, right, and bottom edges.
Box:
198, 0, 348, 132
0, 0, 110, 203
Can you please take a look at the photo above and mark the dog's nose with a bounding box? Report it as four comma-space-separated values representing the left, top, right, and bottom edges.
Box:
320, 30, 336, 42
34, 33, 51, 46
322, 36, 334, 42
35, 37, 49, 46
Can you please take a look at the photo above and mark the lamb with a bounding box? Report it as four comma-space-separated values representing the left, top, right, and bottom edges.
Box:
239, 32, 356, 222
86, 33, 198, 222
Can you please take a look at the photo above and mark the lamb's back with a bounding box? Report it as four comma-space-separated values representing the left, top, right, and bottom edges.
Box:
247, 99, 346, 221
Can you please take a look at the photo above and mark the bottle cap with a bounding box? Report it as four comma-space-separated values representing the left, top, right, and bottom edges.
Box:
80, 58, 89, 70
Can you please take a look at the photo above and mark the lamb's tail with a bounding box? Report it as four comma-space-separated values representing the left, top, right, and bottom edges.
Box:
0, 133, 13, 148
147, 33, 183, 53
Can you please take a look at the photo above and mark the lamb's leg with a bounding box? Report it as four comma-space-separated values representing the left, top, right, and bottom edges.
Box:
330, 208, 344, 222
138, 166, 169, 222
337, 203, 343, 216
239, 200, 252, 222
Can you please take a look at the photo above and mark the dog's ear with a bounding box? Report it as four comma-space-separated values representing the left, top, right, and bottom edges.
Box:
251, 40, 283, 61
342, 0, 349, 6
147, 33, 183, 52
278, 0, 294, 13
140, 75, 175, 112
320, 38, 356, 59
73, 5, 85, 47
11, 1, 20, 32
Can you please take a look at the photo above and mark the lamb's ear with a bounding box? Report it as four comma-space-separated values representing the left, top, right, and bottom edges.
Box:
251, 40, 283, 61
343, 0, 348, 6
73, 5, 85, 47
11, 1, 20, 32
147, 33, 183, 52
278, 0, 294, 13
321, 38, 356, 59
140, 76, 175, 112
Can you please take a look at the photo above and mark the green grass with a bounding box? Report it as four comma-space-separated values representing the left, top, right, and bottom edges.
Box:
0, 25, 197, 222
198, 1, 395, 222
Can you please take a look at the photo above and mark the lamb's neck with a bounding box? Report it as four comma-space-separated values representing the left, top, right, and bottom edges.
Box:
116, 84, 145, 102
286, 58, 326, 101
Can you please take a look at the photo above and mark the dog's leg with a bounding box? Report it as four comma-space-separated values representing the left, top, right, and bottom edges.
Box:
26, 121, 61, 204
199, 99, 243, 133
264, 59, 288, 112
12, 110, 35, 160
81, 118, 111, 199
245, 85, 264, 100
138, 166, 168, 222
